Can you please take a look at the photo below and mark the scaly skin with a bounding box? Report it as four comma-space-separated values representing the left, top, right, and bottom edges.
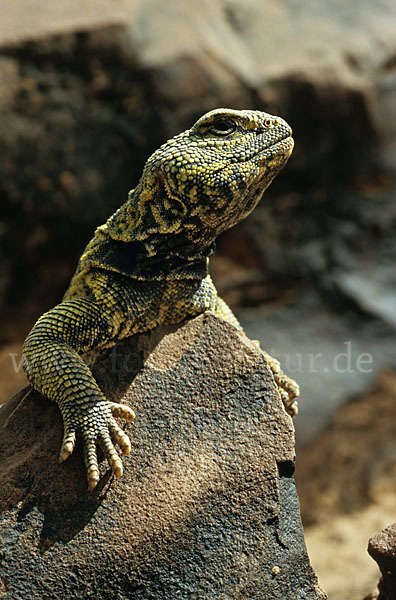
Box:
23, 108, 299, 490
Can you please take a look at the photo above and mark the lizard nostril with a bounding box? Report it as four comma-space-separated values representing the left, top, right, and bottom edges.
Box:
264, 118, 273, 128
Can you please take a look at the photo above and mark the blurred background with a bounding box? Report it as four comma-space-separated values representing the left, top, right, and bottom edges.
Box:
1, 1, 396, 597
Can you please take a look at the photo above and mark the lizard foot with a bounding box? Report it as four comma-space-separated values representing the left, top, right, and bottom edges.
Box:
262, 350, 300, 417
59, 399, 135, 491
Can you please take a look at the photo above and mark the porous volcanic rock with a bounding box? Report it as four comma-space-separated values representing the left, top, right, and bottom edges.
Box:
0, 313, 326, 599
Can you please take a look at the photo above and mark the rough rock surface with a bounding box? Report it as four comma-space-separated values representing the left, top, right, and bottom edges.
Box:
0, 314, 326, 599
368, 523, 396, 600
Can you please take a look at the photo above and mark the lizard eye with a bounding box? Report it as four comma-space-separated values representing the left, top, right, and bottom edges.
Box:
210, 119, 236, 136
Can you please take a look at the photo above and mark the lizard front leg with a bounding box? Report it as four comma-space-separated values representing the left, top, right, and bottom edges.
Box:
214, 295, 300, 416
23, 298, 135, 490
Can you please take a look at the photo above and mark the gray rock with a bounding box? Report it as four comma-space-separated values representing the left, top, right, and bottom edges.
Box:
0, 314, 326, 599
333, 266, 396, 330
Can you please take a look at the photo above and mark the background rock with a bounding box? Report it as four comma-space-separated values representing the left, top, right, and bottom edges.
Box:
295, 371, 396, 600
296, 371, 396, 525
0, 314, 326, 599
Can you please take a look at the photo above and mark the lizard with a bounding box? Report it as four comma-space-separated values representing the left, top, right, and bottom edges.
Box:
22, 108, 299, 491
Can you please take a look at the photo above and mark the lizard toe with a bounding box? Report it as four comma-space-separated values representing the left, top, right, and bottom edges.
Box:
99, 431, 123, 479
109, 401, 135, 423
109, 418, 131, 455
59, 428, 76, 462
83, 434, 100, 491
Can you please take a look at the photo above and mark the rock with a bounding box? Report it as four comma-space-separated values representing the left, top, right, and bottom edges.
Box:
295, 370, 396, 524
333, 266, 396, 330
0, 314, 326, 599
0, 0, 134, 46
368, 523, 396, 600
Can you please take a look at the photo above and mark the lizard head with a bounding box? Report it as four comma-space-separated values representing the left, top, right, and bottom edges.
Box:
107, 109, 293, 248
142, 108, 293, 240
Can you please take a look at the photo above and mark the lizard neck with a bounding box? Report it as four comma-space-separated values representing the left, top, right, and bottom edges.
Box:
97, 176, 216, 277
92, 181, 215, 281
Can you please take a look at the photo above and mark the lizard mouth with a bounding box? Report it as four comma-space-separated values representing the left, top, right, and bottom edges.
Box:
257, 135, 294, 160
239, 133, 293, 164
